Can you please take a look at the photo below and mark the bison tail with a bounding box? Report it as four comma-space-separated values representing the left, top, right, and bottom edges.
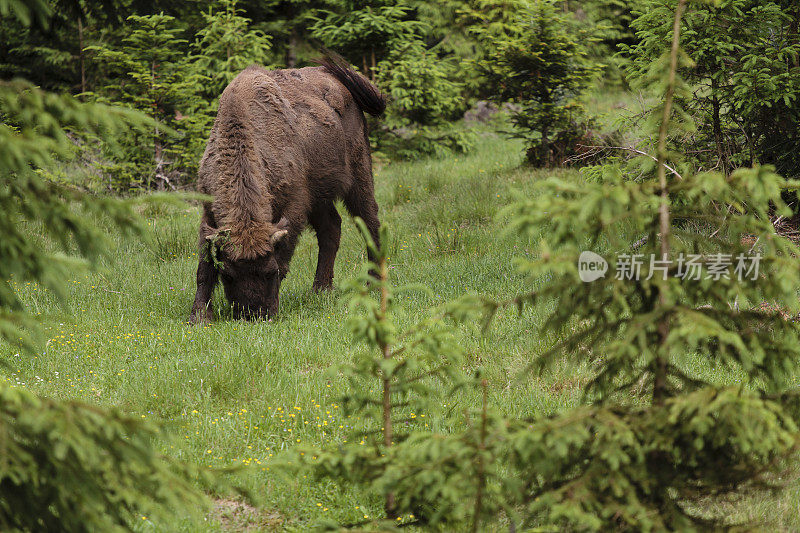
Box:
316, 53, 386, 117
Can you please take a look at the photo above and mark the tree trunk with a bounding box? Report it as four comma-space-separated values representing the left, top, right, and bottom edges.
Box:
286, 27, 298, 68
78, 18, 86, 95
653, 0, 687, 406
151, 58, 160, 190
540, 125, 550, 167
471, 380, 488, 533
711, 77, 729, 174
791, 5, 799, 69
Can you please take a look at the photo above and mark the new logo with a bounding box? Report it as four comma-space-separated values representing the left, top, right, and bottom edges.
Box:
578, 251, 608, 282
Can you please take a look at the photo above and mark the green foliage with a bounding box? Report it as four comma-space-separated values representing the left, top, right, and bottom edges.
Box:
411, 0, 485, 97
374, 124, 476, 160
473, 0, 603, 166
624, 0, 800, 177
563, 0, 647, 84
375, 40, 462, 126
297, 1, 800, 529
458, 0, 528, 44
0, 4, 216, 530
0, 382, 210, 531
259, 0, 326, 67
0, 1, 133, 94
87, 13, 206, 191
0, 79, 148, 349
296, 221, 506, 529
574, 0, 641, 45
91, 13, 193, 115
0, 0, 493, 169
193, 0, 273, 99
505, 390, 798, 530
0, 0, 50, 28
310, 0, 424, 77
312, 0, 476, 159
497, 0, 800, 527
85, 3, 276, 189
0, 20, 75, 90
373, 38, 473, 159
503, 160, 800, 526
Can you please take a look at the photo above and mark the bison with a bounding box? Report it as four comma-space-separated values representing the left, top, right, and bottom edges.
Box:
189, 59, 385, 323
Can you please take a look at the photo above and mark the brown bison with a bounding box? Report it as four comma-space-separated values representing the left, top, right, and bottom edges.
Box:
189, 59, 385, 323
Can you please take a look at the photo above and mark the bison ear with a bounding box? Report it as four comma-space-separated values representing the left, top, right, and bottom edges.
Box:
270, 229, 289, 246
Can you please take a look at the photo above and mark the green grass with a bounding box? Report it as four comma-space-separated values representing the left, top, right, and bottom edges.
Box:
2, 132, 800, 531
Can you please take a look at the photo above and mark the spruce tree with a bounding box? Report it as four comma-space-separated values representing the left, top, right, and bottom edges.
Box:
310, 0, 424, 79
372, 38, 473, 158
261, 0, 326, 67
297, 222, 502, 529
313, 1, 474, 158
0, 4, 215, 528
623, 0, 800, 177
192, 0, 272, 99
0, 80, 147, 349
468, 0, 603, 165
87, 14, 204, 190
497, 0, 800, 527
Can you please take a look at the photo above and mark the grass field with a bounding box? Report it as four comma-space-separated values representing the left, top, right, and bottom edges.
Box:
3, 131, 800, 531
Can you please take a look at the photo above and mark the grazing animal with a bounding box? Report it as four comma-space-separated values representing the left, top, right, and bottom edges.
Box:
189, 59, 385, 323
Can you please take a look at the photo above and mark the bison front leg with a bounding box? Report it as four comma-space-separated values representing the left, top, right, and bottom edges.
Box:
190, 207, 221, 324
189, 255, 218, 324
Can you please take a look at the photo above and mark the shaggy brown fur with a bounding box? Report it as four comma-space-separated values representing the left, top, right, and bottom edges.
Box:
189, 61, 385, 323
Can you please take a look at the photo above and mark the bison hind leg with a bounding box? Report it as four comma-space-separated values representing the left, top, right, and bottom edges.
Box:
310, 202, 342, 291
343, 184, 381, 270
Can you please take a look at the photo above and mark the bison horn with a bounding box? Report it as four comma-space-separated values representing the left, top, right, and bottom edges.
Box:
271, 229, 288, 246
276, 217, 290, 230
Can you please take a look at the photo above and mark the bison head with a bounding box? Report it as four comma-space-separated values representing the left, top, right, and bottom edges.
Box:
207, 218, 289, 320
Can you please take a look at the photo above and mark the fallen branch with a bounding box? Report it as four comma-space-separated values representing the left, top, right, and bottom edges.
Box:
576, 144, 684, 180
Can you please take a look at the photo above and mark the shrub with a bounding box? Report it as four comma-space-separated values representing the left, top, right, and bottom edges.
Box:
296, 222, 500, 529
472, 0, 603, 166
0, 5, 216, 528
310, 0, 423, 78
87, 14, 205, 191
493, 0, 800, 526
624, 0, 800, 178
87, 2, 272, 190
313, 0, 474, 159
192, 0, 273, 100
374, 39, 463, 125
0, 384, 210, 531
373, 39, 474, 159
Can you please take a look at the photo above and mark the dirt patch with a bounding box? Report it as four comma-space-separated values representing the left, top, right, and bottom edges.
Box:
211, 499, 283, 532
